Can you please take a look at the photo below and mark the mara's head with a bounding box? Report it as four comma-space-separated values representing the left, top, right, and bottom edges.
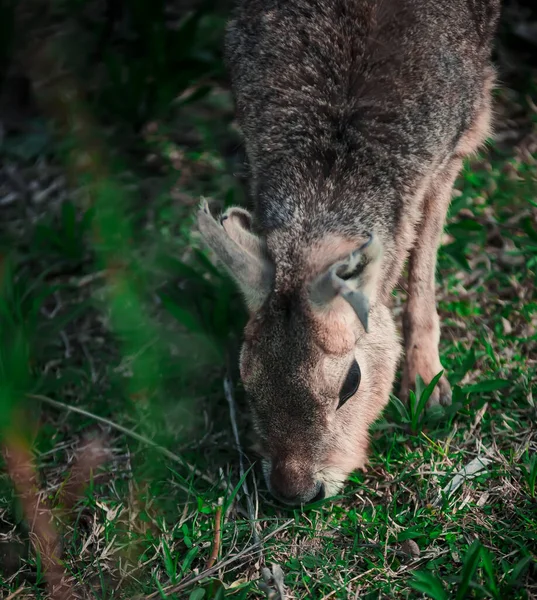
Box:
197, 201, 398, 505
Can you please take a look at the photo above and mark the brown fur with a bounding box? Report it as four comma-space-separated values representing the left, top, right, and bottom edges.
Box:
198, 0, 501, 504
401, 72, 495, 406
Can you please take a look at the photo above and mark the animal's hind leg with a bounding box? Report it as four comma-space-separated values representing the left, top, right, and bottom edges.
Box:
400, 159, 462, 408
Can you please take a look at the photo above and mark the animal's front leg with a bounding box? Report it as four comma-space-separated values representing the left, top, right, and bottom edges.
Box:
400, 161, 462, 408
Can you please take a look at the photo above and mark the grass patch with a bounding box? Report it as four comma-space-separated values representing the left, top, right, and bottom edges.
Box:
0, 1, 536, 598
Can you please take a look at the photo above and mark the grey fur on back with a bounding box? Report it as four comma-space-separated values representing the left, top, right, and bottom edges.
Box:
225, 0, 500, 293
198, 0, 501, 504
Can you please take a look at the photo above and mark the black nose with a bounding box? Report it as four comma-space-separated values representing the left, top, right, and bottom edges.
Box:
268, 460, 325, 505
272, 481, 325, 506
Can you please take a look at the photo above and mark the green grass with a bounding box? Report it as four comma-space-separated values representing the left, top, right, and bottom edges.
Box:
0, 2, 536, 598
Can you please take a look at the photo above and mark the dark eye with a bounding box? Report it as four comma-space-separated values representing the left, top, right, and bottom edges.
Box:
338, 360, 361, 409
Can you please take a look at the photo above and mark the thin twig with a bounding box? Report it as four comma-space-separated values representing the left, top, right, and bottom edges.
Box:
5, 585, 26, 600
146, 519, 294, 598
29, 393, 224, 493
205, 498, 223, 569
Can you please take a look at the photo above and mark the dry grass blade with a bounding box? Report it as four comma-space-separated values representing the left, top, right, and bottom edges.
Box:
2, 438, 75, 600
29, 393, 223, 492
224, 375, 288, 599
4, 585, 27, 600
223, 375, 259, 542
146, 519, 294, 598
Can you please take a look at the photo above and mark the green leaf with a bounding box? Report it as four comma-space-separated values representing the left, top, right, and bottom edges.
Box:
410, 571, 448, 600
415, 374, 426, 404
410, 371, 444, 432
180, 546, 200, 576
212, 280, 232, 338
450, 348, 476, 385
418, 371, 444, 408
455, 540, 482, 600
194, 249, 222, 278
505, 556, 532, 591
154, 577, 169, 599
222, 463, 255, 515
213, 588, 226, 600
408, 389, 417, 418
156, 254, 211, 287
161, 539, 178, 582
448, 218, 484, 232
389, 394, 409, 420
480, 547, 499, 598
61, 200, 77, 239
160, 293, 204, 334
461, 380, 510, 394
189, 589, 206, 600
441, 242, 471, 271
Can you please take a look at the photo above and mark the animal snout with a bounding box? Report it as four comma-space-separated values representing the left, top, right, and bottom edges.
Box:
268, 460, 325, 505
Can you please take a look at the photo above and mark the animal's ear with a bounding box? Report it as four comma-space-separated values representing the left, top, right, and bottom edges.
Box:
309, 235, 383, 333
197, 200, 273, 310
